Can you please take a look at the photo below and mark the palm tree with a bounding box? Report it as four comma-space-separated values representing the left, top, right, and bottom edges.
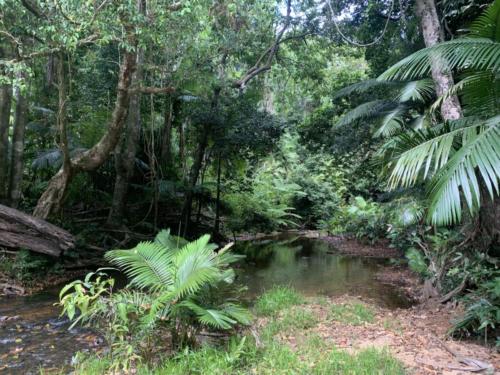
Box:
335, 1, 500, 231
60, 229, 251, 354
105, 229, 251, 347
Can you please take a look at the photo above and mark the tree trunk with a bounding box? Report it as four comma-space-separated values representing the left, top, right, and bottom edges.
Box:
107, 48, 144, 226
179, 117, 186, 175
181, 125, 209, 235
8, 74, 28, 208
180, 86, 221, 235
415, 0, 462, 120
479, 187, 500, 248
0, 203, 75, 256
33, 30, 137, 219
213, 152, 222, 234
0, 83, 12, 202
160, 94, 174, 167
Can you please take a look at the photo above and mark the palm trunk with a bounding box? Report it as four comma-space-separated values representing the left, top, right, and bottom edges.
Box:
34, 29, 137, 219
0, 83, 13, 202
415, 0, 462, 120
107, 48, 144, 226
8, 74, 28, 208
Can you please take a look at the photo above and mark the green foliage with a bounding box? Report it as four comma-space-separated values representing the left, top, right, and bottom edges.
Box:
59, 230, 250, 370
0, 250, 60, 285
226, 132, 348, 232
405, 248, 428, 277
450, 276, 500, 344
254, 286, 304, 316
328, 196, 388, 243
329, 302, 375, 326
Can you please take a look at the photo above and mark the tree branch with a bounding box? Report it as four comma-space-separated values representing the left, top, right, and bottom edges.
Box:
130, 86, 176, 94
232, 0, 293, 89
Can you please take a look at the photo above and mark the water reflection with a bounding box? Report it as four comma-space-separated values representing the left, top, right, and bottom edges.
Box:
235, 235, 410, 309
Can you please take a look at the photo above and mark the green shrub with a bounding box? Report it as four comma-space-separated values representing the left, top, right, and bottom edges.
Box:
405, 248, 428, 277
59, 230, 251, 371
329, 196, 388, 243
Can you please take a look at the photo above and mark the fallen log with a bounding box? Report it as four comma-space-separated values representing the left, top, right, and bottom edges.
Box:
0, 204, 75, 256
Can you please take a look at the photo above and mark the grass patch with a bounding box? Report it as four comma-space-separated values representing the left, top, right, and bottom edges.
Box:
72, 337, 405, 375
262, 307, 318, 341
255, 285, 304, 316
329, 302, 375, 325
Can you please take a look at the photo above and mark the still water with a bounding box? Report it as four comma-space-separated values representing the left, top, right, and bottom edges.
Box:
0, 235, 410, 373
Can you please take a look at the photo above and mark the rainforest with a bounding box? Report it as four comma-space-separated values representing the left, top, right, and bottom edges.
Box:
0, 0, 499, 373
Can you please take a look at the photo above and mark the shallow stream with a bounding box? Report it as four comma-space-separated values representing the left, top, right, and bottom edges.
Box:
0, 234, 410, 373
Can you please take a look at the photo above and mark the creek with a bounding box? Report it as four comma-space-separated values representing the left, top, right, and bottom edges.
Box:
0, 234, 410, 373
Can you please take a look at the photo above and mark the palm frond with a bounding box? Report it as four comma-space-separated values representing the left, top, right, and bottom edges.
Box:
387, 119, 488, 188
374, 106, 406, 137
469, 0, 500, 41
336, 100, 398, 127
172, 235, 220, 299
430, 71, 499, 117
105, 242, 174, 291
427, 115, 500, 225
221, 303, 252, 325
180, 300, 236, 329
154, 229, 189, 250
395, 79, 435, 103
379, 39, 500, 81
333, 79, 400, 100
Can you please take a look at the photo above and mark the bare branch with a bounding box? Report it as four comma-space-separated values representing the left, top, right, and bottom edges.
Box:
130, 86, 176, 94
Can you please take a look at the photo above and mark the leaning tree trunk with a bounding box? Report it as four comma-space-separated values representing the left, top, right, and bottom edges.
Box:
0, 83, 12, 202
33, 31, 137, 219
107, 48, 144, 226
415, 0, 462, 120
8, 74, 28, 208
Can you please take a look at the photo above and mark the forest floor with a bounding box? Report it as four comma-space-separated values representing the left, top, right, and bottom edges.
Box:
254, 295, 500, 374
